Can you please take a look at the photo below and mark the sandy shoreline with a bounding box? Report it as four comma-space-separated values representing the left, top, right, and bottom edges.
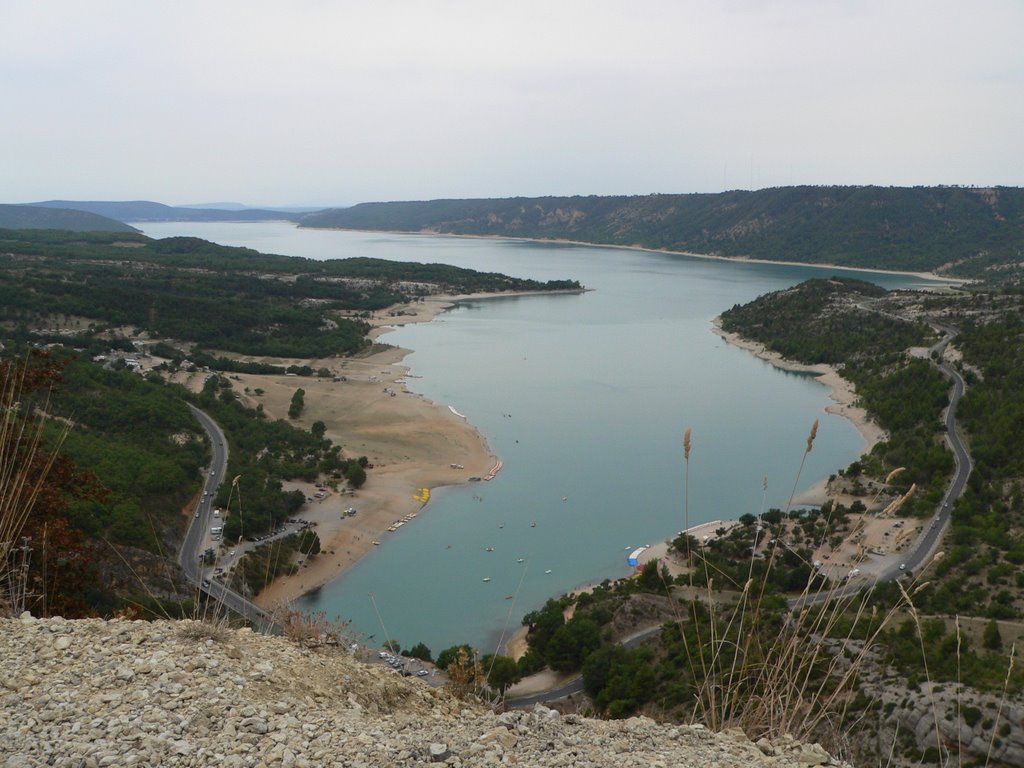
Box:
244, 293, 534, 611
710, 315, 886, 504
247, 304, 880, 611
231, 258, 884, 618
309, 225, 963, 285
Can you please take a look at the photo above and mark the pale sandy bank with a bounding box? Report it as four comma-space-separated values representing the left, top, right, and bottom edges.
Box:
711, 316, 887, 506
200, 293, 525, 610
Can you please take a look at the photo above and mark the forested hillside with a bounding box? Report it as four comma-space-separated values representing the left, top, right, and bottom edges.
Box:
301, 186, 1024, 277
0, 228, 579, 618
0, 204, 137, 233
0, 229, 580, 358
26, 200, 301, 223
721, 277, 1024, 617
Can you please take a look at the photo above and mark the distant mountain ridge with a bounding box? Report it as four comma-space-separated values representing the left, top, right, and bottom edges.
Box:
25, 200, 304, 223
300, 186, 1024, 277
0, 204, 137, 233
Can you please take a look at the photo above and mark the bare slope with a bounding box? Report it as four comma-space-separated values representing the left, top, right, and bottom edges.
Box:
1, 615, 845, 767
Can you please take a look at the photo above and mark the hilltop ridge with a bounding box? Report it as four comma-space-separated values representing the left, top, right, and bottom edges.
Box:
1, 615, 845, 768
0, 204, 137, 233
300, 186, 1024, 277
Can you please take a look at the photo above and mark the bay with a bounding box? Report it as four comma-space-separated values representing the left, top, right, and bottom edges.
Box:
137, 221, 938, 655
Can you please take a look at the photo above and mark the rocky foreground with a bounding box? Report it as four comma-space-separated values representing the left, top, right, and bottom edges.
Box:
1, 615, 846, 767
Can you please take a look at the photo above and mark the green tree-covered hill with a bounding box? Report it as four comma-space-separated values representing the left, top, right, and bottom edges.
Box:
26, 200, 302, 223
0, 229, 580, 358
0, 204, 137, 233
300, 186, 1024, 277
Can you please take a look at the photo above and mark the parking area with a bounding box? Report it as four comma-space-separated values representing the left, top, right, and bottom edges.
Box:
355, 648, 442, 685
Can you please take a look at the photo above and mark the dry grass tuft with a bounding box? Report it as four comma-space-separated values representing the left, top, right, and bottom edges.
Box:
0, 357, 69, 617
675, 440, 930, 755
177, 616, 231, 643
277, 606, 352, 647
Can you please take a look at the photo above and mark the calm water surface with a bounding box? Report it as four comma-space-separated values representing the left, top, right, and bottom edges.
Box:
138, 222, 937, 654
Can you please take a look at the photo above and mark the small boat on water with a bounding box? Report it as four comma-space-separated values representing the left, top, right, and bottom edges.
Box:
544, 569, 553, 574
485, 546, 495, 552
516, 558, 525, 563
482, 577, 492, 582
530, 522, 537, 528
372, 541, 380, 546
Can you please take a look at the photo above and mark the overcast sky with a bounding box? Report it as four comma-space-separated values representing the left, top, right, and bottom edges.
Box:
2, 1, 1021, 207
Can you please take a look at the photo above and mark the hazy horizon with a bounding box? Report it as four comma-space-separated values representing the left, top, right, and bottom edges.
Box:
3, 1, 1022, 207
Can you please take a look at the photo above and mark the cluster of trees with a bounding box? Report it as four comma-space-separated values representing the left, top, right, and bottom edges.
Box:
0, 229, 580, 363
288, 388, 305, 419
720, 278, 954, 514
301, 186, 1024, 277
228, 529, 322, 597
912, 308, 1024, 617
2, 352, 204, 617
194, 376, 357, 540
41, 354, 206, 551
0, 340, 368, 616
878, 616, 1023, 692
723, 280, 1024, 620
719, 277, 930, 364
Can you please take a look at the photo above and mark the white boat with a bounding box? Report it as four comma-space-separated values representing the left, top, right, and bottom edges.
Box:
544, 569, 553, 574
516, 558, 525, 563
482, 577, 492, 582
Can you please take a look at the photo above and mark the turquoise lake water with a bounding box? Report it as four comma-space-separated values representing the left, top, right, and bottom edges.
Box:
138, 222, 938, 655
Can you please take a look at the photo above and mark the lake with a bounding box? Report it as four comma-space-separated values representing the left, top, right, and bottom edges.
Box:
137, 221, 938, 656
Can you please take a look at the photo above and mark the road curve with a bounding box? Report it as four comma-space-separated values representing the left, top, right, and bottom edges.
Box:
792, 318, 971, 607
180, 405, 276, 632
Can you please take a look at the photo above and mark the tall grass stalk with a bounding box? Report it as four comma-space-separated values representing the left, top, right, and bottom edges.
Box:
897, 578, 947, 764
683, 428, 692, 569
956, 614, 963, 768
0, 358, 69, 616
984, 643, 1016, 768
672, 424, 931, 751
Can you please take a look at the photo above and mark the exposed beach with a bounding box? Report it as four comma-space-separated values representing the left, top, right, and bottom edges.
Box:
189, 292, 536, 612
178, 265, 892, 633
209, 293, 776, 643
219, 299, 888, 618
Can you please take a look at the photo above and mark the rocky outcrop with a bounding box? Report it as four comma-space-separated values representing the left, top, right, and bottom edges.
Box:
861, 676, 1024, 768
1, 615, 849, 768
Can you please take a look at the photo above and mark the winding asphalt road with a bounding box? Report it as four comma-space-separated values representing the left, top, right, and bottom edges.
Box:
180, 405, 277, 632
509, 316, 974, 705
